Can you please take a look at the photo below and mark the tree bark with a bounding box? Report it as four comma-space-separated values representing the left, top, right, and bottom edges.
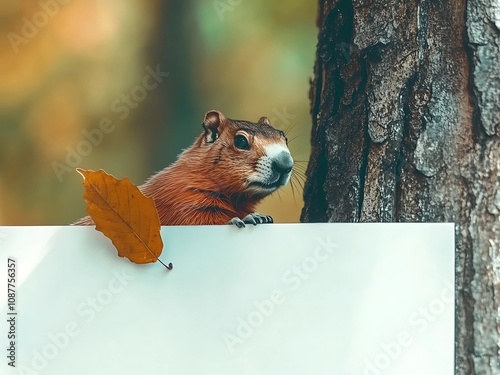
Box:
301, 0, 500, 373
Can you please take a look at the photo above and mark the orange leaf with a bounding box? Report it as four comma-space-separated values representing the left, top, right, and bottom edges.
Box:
77, 168, 172, 269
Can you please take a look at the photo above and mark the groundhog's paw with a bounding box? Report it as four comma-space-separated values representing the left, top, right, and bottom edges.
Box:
229, 213, 273, 228
229, 217, 247, 228
245, 213, 273, 225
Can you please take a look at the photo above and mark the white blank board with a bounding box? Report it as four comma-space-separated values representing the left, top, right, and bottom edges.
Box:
0, 223, 454, 374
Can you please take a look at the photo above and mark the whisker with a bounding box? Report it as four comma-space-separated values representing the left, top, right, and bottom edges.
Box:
293, 166, 308, 174
293, 166, 308, 176
283, 124, 296, 136
290, 179, 300, 204
293, 175, 306, 191
276, 188, 282, 201
287, 134, 309, 144
289, 176, 297, 204
290, 150, 311, 160
292, 169, 306, 183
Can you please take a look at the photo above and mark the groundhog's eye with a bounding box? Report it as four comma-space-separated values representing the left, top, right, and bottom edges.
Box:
234, 134, 250, 150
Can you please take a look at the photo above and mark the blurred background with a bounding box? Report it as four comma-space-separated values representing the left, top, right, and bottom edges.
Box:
0, 0, 316, 225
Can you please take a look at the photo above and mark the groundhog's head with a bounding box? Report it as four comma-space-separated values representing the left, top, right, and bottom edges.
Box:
197, 110, 293, 197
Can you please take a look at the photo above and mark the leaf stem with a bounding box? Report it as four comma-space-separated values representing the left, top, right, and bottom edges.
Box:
157, 259, 173, 270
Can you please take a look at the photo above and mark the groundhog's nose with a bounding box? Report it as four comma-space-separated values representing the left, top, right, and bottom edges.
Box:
272, 151, 294, 174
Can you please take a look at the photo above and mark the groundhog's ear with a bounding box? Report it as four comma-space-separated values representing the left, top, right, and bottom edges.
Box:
258, 116, 270, 125
202, 110, 227, 143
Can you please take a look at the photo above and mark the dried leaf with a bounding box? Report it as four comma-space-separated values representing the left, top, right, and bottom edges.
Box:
77, 168, 171, 269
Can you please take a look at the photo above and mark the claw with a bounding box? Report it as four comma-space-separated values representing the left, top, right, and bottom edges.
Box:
229, 217, 246, 228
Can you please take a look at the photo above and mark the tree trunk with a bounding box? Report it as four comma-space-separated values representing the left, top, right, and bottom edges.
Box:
301, 0, 500, 373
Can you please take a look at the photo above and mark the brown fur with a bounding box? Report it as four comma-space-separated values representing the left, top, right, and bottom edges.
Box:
74, 110, 288, 226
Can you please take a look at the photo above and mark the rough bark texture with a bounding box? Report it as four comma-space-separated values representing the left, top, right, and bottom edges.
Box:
301, 0, 500, 373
